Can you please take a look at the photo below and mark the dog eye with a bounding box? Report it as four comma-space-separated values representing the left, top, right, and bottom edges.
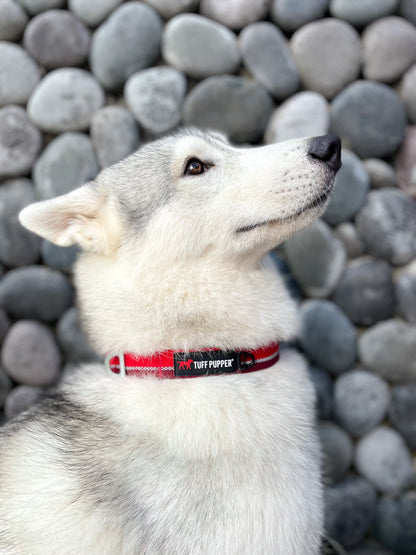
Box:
184, 158, 205, 176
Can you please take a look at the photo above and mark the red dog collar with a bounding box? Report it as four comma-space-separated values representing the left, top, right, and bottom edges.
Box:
105, 342, 280, 379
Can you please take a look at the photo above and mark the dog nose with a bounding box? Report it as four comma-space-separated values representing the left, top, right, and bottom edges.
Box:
308, 134, 341, 172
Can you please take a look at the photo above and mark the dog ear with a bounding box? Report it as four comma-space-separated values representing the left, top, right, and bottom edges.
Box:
19, 183, 121, 254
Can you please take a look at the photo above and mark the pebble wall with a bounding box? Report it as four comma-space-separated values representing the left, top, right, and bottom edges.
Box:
0, 0, 416, 552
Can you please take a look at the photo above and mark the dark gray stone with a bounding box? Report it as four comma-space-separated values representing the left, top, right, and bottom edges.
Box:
0, 178, 41, 267
335, 223, 364, 259
0, 266, 73, 322
0, 41, 41, 107
0, 0, 28, 41
27, 68, 104, 133
324, 476, 377, 549
375, 493, 416, 553
17, 0, 65, 15
90, 2, 162, 90
400, 0, 416, 25
318, 421, 353, 485
90, 105, 139, 168
40, 240, 79, 273
0, 366, 12, 408
355, 189, 416, 266
330, 0, 399, 27
0, 309, 10, 346
283, 220, 346, 298
332, 258, 394, 326
331, 81, 407, 159
334, 369, 390, 437
396, 265, 416, 324
239, 22, 299, 100
389, 383, 416, 449
183, 76, 273, 143
33, 133, 99, 200
363, 158, 397, 189
68, 0, 123, 27
348, 540, 394, 555
124, 67, 186, 135
200, 0, 269, 30
23, 9, 90, 70
4, 384, 42, 420
57, 308, 99, 363
298, 300, 357, 375
271, 0, 329, 32
0, 106, 42, 179
308, 365, 333, 420
143, 0, 199, 20
265, 251, 301, 301
162, 14, 240, 79
1, 320, 62, 386
323, 150, 369, 226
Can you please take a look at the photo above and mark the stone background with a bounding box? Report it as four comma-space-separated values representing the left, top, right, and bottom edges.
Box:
1, 0, 416, 552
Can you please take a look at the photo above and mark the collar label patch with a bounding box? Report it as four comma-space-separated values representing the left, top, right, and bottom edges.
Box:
174, 351, 238, 377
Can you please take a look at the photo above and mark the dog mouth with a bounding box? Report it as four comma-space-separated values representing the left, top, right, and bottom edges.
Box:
236, 190, 330, 234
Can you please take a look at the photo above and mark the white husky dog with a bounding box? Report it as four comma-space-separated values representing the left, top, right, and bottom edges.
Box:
0, 129, 340, 554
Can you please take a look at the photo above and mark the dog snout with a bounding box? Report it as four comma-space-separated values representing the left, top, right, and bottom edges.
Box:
308, 134, 341, 173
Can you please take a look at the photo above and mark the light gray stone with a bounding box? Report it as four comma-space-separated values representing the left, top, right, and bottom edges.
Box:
400, 65, 416, 124
271, 0, 329, 32
394, 125, 416, 199
34, 132, 99, 200
162, 14, 240, 79
389, 383, 416, 449
143, 0, 199, 19
68, 0, 123, 27
330, 0, 399, 27
395, 262, 416, 324
0, 0, 28, 41
124, 67, 186, 135
363, 158, 397, 189
0, 42, 41, 107
17, 0, 64, 15
28, 68, 104, 133
200, 0, 269, 30
318, 421, 353, 485
334, 222, 364, 259
4, 385, 42, 420
291, 18, 361, 99
355, 427, 413, 493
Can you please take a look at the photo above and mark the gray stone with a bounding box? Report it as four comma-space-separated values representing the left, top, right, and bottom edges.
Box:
332, 258, 394, 326
40, 240, 79, 273
27, 68, 104, 133
389, 383, 416, 449
34, 133, 99, 200
334, 222, 364, 259
162, 14, 240, 80
90, 2, 162, 90
68, 0, 123, 27
200, 0, 269, 30
1, 320, 62, 386
348, 541, 394, 555
57, 307, 99, 363
0, 309, 10, 346
359, 320, 416, 382
264, 92, 329, 144
400, 0, 416, 25
0, 266, 73, 322
283, 220, 346, 298
330, 0, 399, 27
298, 300, 357, 375
183, 76, 273, 143
90, 106, 139, 168
324, 476, 377, 549
355, 427, 413, 493
394, 125, 416, 199
363, 17, 416, 83
363, 158, 397, 189
124, 67, 186, 135
23, 9, 90, 70
0, 366, 12, 408
0, 106, 42, 180
396, 263, 416, 324
271, 0, 329, 32
4, 385, 42, 420
318, 421, 353, 485
239, 23, 299, 101
355, 189, 416, 266
0, 0, 28, 41
400, 64, 416, 124
291, 19, 361, 99
334, 369, 390, 437
323, 149, 369, 226
331, 81, 407, 159
375, 493, 416, 554
308, 366, 333, 420
143, 0, 198, 20
0, 42, 41, 107
0, 179, 41, 267
16, 0, 65, 15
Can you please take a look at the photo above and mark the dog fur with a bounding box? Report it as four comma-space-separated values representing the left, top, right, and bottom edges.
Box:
0, 129, 339, 554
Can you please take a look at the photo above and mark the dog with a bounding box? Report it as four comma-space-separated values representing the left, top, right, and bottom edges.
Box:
0, 129, 340, 554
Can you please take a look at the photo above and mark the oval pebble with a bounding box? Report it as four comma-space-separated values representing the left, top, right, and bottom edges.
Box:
271, 0, 329, 32
0, 106, 42, 180
0, 42, 41, 107
298, 300, 357, 375
0, 0, 28, 41
28, 68, 104, 133
334, 222, 364, 259
200, 0, 269, 30
0, 179, 41, 267
331, 81, 407, 159
57, 307, 99, 363
4, 384, 42, 420
330, 0, 399, 27
40, 240, 79, 273
34, 132, 99, 200
395, 263, 416, 324
334, 370, 390, 437
239, 22, 299, 101
291, 18, 361, 99
389, 383, 416, 449
318, 421, 353, 485
308, 366, 333, 420
183, 76, 273, 143
23, 9, 91, 69
363, 158, 397, 189
0, 366, 12, 408
16, 0, 65, 15
395, 126, 416, 199
0, 265, 73, 322
0, 309, 10, 346
90, 106, 139, 168
68, 0, 123, 27
125, 67, 186, 135
355, 427, 413, 493
375, 493, 416, 554
143, 0, 199, 20
400, 65, 416, 125
400, 0, 416, 25
162, 14, 240, 79
1, 320, 61, 386
90, 2, 162, 90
